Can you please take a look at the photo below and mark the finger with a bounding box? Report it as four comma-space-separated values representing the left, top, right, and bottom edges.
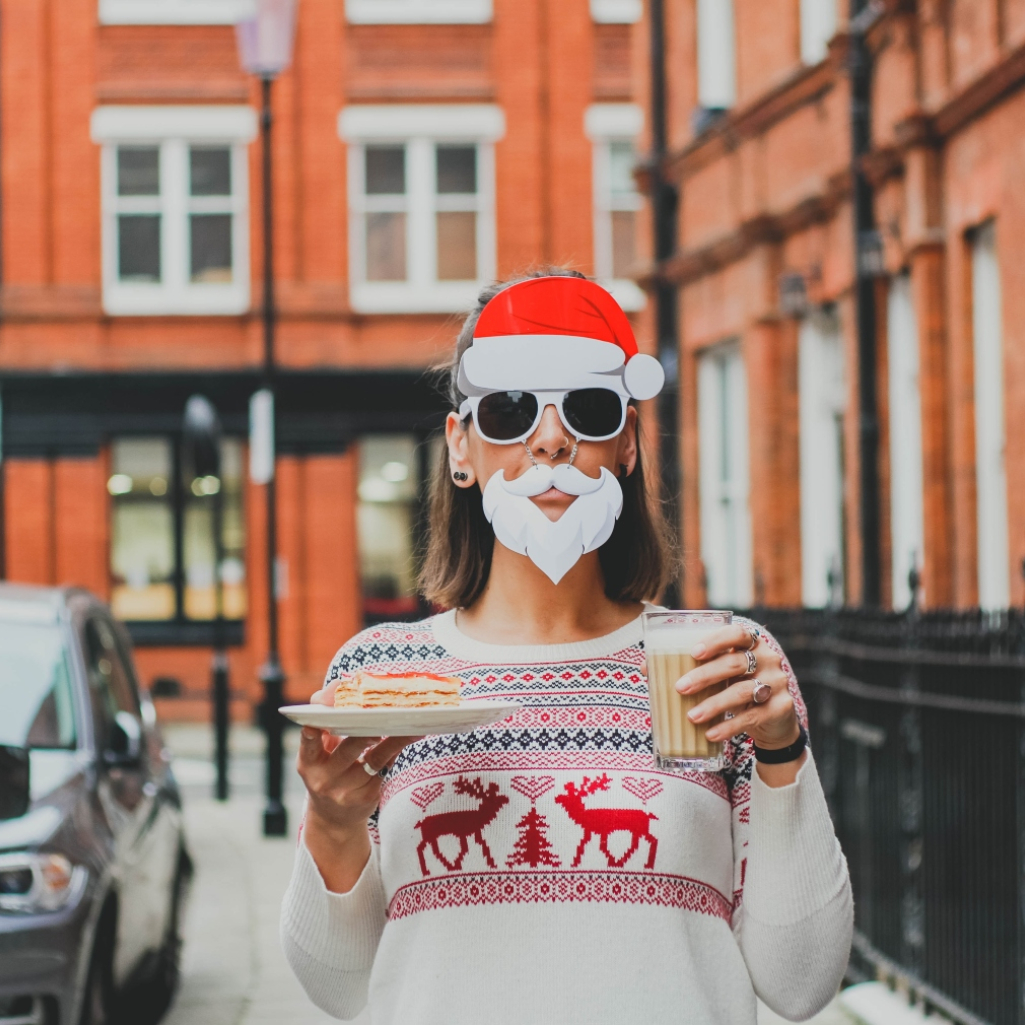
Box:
689, 624, 758, 660
326, 734, 382, 770
707, 693, 795, 743
299, 727, 329, 765
310, 682, 338, 707
677, 649, 753, 694
687, 675, 778, 724
360, 735, 424, 774
639, 657, 647, 677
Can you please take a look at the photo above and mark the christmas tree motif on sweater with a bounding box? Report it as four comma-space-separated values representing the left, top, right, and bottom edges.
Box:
507, 776, 560, 868
415, 776, 509, 876
555, 774, 658, 870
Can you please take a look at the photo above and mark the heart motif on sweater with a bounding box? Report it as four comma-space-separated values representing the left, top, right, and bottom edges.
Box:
411, 782, 445, 810
511, 776, 556, 803
622, 777, 663, 804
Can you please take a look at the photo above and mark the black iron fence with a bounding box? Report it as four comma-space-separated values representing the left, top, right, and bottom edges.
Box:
750, 607, 1025, 1025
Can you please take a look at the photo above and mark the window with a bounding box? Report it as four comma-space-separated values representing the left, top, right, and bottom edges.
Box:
99, 0, 248, 24
92, 106, 256, 316
971, 222, 1009, 610
590, 0, 642, 22
696, 0, 736, 111
799, 308, 846, 607
109, 436, 247, 625
887, 272, 925, 609
800, 0, 837, 64
357, 435, 423, 622
698, 343, 752, 607
346, 0, 491, 23
585, 104, 646, 312
340, 105, 503, 313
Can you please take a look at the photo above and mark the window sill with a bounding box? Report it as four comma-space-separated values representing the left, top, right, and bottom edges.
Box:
99, 0, 250, 24
602, 279, 647, 312
346, 0, 492, 23
126, 619, 245, 648
590, 0, 642, 23
350, 280, 484, 314
103, 284, 250, 317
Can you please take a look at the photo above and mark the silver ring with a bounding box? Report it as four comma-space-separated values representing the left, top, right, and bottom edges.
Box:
744, 624, 762, 651
751, 679, 771, 705
359, 758, 379, 777
743, 649, 758, 676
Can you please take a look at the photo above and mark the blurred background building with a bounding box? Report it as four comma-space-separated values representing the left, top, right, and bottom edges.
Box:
643, 0, 1025, 617
0, 0, 649, 718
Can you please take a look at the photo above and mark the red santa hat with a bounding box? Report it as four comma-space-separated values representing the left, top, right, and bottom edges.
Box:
457, 277, 665, 401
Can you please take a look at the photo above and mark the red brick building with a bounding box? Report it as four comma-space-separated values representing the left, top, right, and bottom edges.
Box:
0, 0, 650, 717
641, 0, 1025, 614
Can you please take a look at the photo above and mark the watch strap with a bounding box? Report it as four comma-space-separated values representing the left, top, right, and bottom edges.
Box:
753, 724, 808, 764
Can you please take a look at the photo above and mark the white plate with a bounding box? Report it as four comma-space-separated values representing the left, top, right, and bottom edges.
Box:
279, 701, 522, 737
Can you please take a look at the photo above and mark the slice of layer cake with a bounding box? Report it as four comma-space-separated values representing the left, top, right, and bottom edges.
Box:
334, 670, 462, 709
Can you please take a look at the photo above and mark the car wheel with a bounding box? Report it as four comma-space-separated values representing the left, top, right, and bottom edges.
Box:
79, 915, 115, 1025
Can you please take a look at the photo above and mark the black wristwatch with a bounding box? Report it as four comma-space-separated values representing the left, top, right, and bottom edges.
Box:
754, 724, 808, 764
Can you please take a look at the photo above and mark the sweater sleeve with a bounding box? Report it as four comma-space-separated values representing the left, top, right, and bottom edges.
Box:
735, 753, 853, 1021
280, 837, 388, 1020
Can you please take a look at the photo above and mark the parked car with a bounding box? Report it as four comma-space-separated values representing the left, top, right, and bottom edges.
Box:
0, 584, 191, 1025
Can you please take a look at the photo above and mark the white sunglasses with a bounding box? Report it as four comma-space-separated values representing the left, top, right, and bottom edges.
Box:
458, 388, 628, 445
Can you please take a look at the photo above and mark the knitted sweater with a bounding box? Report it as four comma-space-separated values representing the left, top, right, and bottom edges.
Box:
282, 611, 853, 1025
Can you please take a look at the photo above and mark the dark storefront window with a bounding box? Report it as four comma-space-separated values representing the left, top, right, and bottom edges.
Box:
109, 436, 246, 625
357, 435, 422, 620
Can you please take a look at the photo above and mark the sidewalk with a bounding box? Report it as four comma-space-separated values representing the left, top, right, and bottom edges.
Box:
159, 724, 853, 1025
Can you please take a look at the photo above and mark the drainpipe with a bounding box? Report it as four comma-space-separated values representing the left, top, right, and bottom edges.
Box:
649, 0, 681, 604
850, 0, 883, 606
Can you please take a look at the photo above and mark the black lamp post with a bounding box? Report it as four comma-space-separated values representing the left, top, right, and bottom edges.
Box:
236, 0, 297, 838
183, 395, 230, 802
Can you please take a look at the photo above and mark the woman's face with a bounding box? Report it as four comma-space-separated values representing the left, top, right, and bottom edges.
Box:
445, 401, 639, 522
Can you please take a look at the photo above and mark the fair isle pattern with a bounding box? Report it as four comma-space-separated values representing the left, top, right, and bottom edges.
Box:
323, 615, 805, 920
387, 869, 734, 923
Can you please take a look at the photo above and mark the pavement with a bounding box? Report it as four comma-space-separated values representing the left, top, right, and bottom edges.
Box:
159, 723, 856, 1025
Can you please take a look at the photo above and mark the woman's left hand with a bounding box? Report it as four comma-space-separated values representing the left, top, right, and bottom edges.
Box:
676, 622, 800, 750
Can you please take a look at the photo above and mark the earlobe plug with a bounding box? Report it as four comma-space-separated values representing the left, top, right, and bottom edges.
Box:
453, 471, 469, 482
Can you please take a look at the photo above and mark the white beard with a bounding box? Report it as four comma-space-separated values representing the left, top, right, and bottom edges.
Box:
481, 463, 624, 585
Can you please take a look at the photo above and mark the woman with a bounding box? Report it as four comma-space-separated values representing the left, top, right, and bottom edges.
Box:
283, 270, 852, 1024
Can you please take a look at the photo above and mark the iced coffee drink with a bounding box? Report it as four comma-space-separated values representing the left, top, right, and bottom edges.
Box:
642, 610, 732, 772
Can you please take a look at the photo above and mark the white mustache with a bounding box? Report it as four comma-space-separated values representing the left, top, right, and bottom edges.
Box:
496, 463, 607, 498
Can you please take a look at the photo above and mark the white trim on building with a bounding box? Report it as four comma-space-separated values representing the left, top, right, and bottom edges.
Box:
585, 104, 645, 313
698, 342, 753, 607
92, 106, 255, 317
798, 308, 846, 607
971, 221, 1010, 610
590, 0, 642, 24
696, 0, 737, 110
99, 0, 249, 24
345, 0, 492, 24
887, 272, 925, 609
340, 105, 502, 315
799, 0, 838, 65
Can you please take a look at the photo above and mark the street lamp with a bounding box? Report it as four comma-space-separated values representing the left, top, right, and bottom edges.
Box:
236, 0, 298, 838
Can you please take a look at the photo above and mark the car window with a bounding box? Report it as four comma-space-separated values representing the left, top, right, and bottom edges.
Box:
0, 620, 77, 750
83, 617, 142, 749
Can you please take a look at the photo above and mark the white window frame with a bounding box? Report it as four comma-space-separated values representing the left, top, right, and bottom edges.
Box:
590, 0, 642, 23
345, 0, 491, 24
887, 272, 925, 609
971, 221, 1010, 610
800, 0, 837, 65
584, 104, 645, 313
92, 106, 256, 317
339, 105, 503, 315
799, 308, 846, 607
99, 0, 249, 24
696, 0, 737, 110
698, 342, 753, 607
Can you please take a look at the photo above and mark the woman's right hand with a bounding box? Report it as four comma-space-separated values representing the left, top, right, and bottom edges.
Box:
297, 682, 422, 893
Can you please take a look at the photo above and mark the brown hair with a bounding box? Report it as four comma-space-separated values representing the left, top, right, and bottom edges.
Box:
418, 267, 675, 609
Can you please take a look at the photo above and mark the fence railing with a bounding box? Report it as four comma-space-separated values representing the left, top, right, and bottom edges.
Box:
749, 607, 1025, 1025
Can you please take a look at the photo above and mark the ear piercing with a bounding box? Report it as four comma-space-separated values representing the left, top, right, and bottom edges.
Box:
453, 471, 469, 482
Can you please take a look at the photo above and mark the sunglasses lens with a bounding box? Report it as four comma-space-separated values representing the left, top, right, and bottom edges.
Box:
562, 389, 624, 438
476, 391, 540, 441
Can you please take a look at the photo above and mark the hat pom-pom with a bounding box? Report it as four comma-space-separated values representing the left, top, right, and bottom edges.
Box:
623, 353, 665, 400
